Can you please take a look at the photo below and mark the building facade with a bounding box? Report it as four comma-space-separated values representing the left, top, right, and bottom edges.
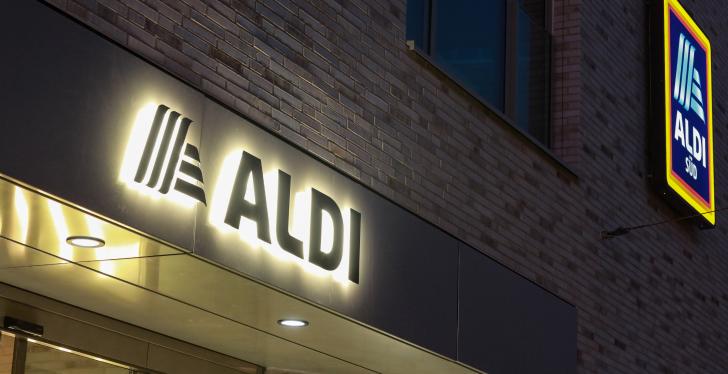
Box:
0, 0, 725, 373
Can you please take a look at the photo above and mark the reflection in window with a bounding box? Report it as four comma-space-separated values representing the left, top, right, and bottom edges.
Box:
25, 339, 131, 374
0, 331, 149, 374
406, 0, 551, 146
405, 0, 429, 52
431, 0, 506, 110
517, 0, 550, 144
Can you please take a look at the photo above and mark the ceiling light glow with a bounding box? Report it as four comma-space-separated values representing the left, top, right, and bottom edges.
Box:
277, 319, 308, 328
66, 236, 105, 248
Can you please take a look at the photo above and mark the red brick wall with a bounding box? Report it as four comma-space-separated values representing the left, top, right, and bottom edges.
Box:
40, 0, 728, 373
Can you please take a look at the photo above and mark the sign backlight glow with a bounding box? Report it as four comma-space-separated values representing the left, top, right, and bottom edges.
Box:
121, 104, 361, 284
655, 0, 715, 226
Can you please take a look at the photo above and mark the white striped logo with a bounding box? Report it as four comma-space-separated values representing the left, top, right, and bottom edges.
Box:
133, 105, 206, 205
673, 33, 706, 123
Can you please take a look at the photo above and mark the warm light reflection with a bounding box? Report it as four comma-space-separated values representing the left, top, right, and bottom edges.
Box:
120, 103, 156, 184
13, 186, 29, 243
166, 189, 200, 208
27, 337, 129, 368
84, 215, 104, 238
92, 243, 140, 278
98, 261, 116, 277
47, 200, 74, 261
83, 214, 140, 276
119, 104, 196, 209
94, 243, 139, 261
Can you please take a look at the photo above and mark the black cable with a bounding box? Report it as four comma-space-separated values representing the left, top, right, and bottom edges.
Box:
601, 207, 728, 239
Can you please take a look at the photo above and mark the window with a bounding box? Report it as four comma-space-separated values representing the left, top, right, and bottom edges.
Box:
407, 0, 551, 146
0, 330, 151, 374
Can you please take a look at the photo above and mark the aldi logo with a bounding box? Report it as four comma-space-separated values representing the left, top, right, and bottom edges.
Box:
121, 104, 206, 205
120, 103, 361, 284
132, 105, 206, 205
673, 33, 706, 123
652, 0, 715, 226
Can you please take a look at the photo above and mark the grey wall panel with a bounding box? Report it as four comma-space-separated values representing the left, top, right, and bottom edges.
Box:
337, 200, 459, 358
458, 243, 576, 374
0, 0, 202, 250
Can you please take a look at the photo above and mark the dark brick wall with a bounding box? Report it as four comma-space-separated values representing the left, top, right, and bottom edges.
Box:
552, 0, 581, 165
581, 0, 728, 373
38, 0, 728, 373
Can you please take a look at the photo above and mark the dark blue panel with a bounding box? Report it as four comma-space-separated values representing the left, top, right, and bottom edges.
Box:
458, 243, 576, 374
516, 3, 550, 145
406, 0, 429, 50
431, 0, 506, 109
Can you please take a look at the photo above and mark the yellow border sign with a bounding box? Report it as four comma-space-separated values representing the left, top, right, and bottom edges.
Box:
655, 0, 715, 226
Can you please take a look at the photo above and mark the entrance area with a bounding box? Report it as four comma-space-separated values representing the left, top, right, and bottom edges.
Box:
0, 172, 481, 374
1, 330, 146, 374
0, 288, 263, 374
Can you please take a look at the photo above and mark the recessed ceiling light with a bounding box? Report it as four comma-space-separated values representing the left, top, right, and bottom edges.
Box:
277, 319, 308, 327
66, 236, 105, 248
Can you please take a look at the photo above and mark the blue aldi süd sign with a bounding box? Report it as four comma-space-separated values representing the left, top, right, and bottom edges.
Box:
652, 0, 715, 226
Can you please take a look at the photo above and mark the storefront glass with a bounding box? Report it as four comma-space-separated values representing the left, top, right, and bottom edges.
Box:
1, 331, 148, 374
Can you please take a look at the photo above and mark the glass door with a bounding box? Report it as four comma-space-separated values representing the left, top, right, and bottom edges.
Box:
1, 331, 153, 374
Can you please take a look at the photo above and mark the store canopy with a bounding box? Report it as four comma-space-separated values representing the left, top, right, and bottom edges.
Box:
0, 175, 481, 374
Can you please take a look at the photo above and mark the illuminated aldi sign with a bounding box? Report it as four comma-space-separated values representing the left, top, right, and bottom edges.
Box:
120, 104, 362, 284
651, 0, 715, 226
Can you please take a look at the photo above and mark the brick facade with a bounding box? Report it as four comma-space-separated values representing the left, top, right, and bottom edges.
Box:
39, 0, 728, 373
551, 0, 581, 166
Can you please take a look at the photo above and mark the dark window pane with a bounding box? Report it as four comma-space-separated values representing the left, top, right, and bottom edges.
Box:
519, 0, 546, 28
431, 0, 506, 110
516, 5, 550, 144
406, 0, 429, 51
